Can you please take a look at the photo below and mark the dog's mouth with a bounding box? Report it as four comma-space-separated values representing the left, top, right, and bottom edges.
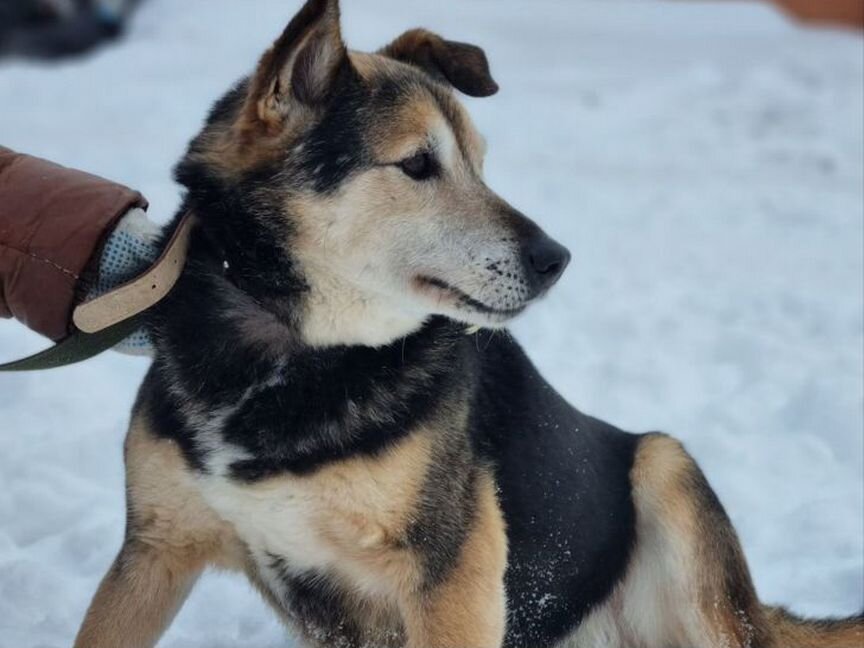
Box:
414, 276, 527, 318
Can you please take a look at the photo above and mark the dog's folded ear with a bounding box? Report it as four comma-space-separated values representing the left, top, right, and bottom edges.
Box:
380, 29, 499, 98
242, 0, 350, 133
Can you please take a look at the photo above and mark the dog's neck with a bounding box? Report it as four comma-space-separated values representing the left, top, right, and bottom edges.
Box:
148, 213, 475, 481
183, 201, 427, 349
154, 214, 432, 360
297, 259, 428, 348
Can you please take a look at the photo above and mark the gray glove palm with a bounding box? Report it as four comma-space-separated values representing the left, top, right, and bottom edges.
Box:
86, 207, 159, 356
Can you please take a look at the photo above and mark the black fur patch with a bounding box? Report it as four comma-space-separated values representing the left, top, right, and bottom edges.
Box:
470, 332, 639, 648
297, 64, 369, 192
223, 317, 465, 481
407, 428, 480, 589
268, 557, 367, 648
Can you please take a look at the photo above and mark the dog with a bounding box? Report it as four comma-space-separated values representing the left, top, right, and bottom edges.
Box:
72, 1, 863, 646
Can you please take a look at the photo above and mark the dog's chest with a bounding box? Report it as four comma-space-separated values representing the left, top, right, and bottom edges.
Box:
198, 473, 340, 574
194, 429, 434, 599
197, 471, 407, 647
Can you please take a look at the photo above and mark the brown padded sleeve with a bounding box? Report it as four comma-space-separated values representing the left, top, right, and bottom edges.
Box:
0, 146, 147, 341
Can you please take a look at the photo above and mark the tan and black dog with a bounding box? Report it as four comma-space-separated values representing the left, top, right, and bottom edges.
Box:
73, 1, 863, 647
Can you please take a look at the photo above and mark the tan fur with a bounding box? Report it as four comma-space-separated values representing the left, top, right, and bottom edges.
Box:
350, 50, 402, 80
567, 434, 863, 648
370, 97, 452, 161
400, 472, 508, 648
74, 417, 244, 648
77, 404, 510, 648
350, 51, 487, 168
765, 608, 864, 648
565, 435, 765, 647
123, 418, 245, 568
225, 429, 434, 647
628, 434, 766, 647
253, 429, 434, 596
281, 78, 517, 347
566, 436, 706, 648
73, 540, 201, 648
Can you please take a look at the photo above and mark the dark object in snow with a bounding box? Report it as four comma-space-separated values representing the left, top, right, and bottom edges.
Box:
0, 0, 142, 60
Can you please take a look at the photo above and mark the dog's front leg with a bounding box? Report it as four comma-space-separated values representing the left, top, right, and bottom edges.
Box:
401, 475, 508, 648
74, 418, 241, 648
73, 539, 203, 648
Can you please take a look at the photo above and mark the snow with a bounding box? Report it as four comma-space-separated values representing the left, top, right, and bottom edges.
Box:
1, 1, 862, 646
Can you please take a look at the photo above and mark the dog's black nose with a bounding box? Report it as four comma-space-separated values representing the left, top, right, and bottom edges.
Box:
523, 234, 571, 293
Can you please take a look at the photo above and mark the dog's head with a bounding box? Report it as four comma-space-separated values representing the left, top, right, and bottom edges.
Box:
178, 0, 570, 347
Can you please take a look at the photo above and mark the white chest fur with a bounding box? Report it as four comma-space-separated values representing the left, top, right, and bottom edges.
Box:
194, 430, 433, 601
198, 474, 342, 575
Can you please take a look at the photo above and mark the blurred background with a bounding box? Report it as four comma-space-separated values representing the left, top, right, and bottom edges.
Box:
1, 0, 862, 61
1, 1, 862, 647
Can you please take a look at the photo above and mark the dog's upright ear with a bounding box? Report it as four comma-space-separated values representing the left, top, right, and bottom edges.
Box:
380, 28, 499, 98
242, 0, 349, 134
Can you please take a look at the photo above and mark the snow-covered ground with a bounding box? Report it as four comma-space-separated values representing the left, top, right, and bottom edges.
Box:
1, 1, 862, 646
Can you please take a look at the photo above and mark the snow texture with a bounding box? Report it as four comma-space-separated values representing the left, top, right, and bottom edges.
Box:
1, 1, 862, 646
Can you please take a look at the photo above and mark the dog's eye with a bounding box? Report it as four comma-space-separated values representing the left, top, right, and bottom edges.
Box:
398, 151, 437, 181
